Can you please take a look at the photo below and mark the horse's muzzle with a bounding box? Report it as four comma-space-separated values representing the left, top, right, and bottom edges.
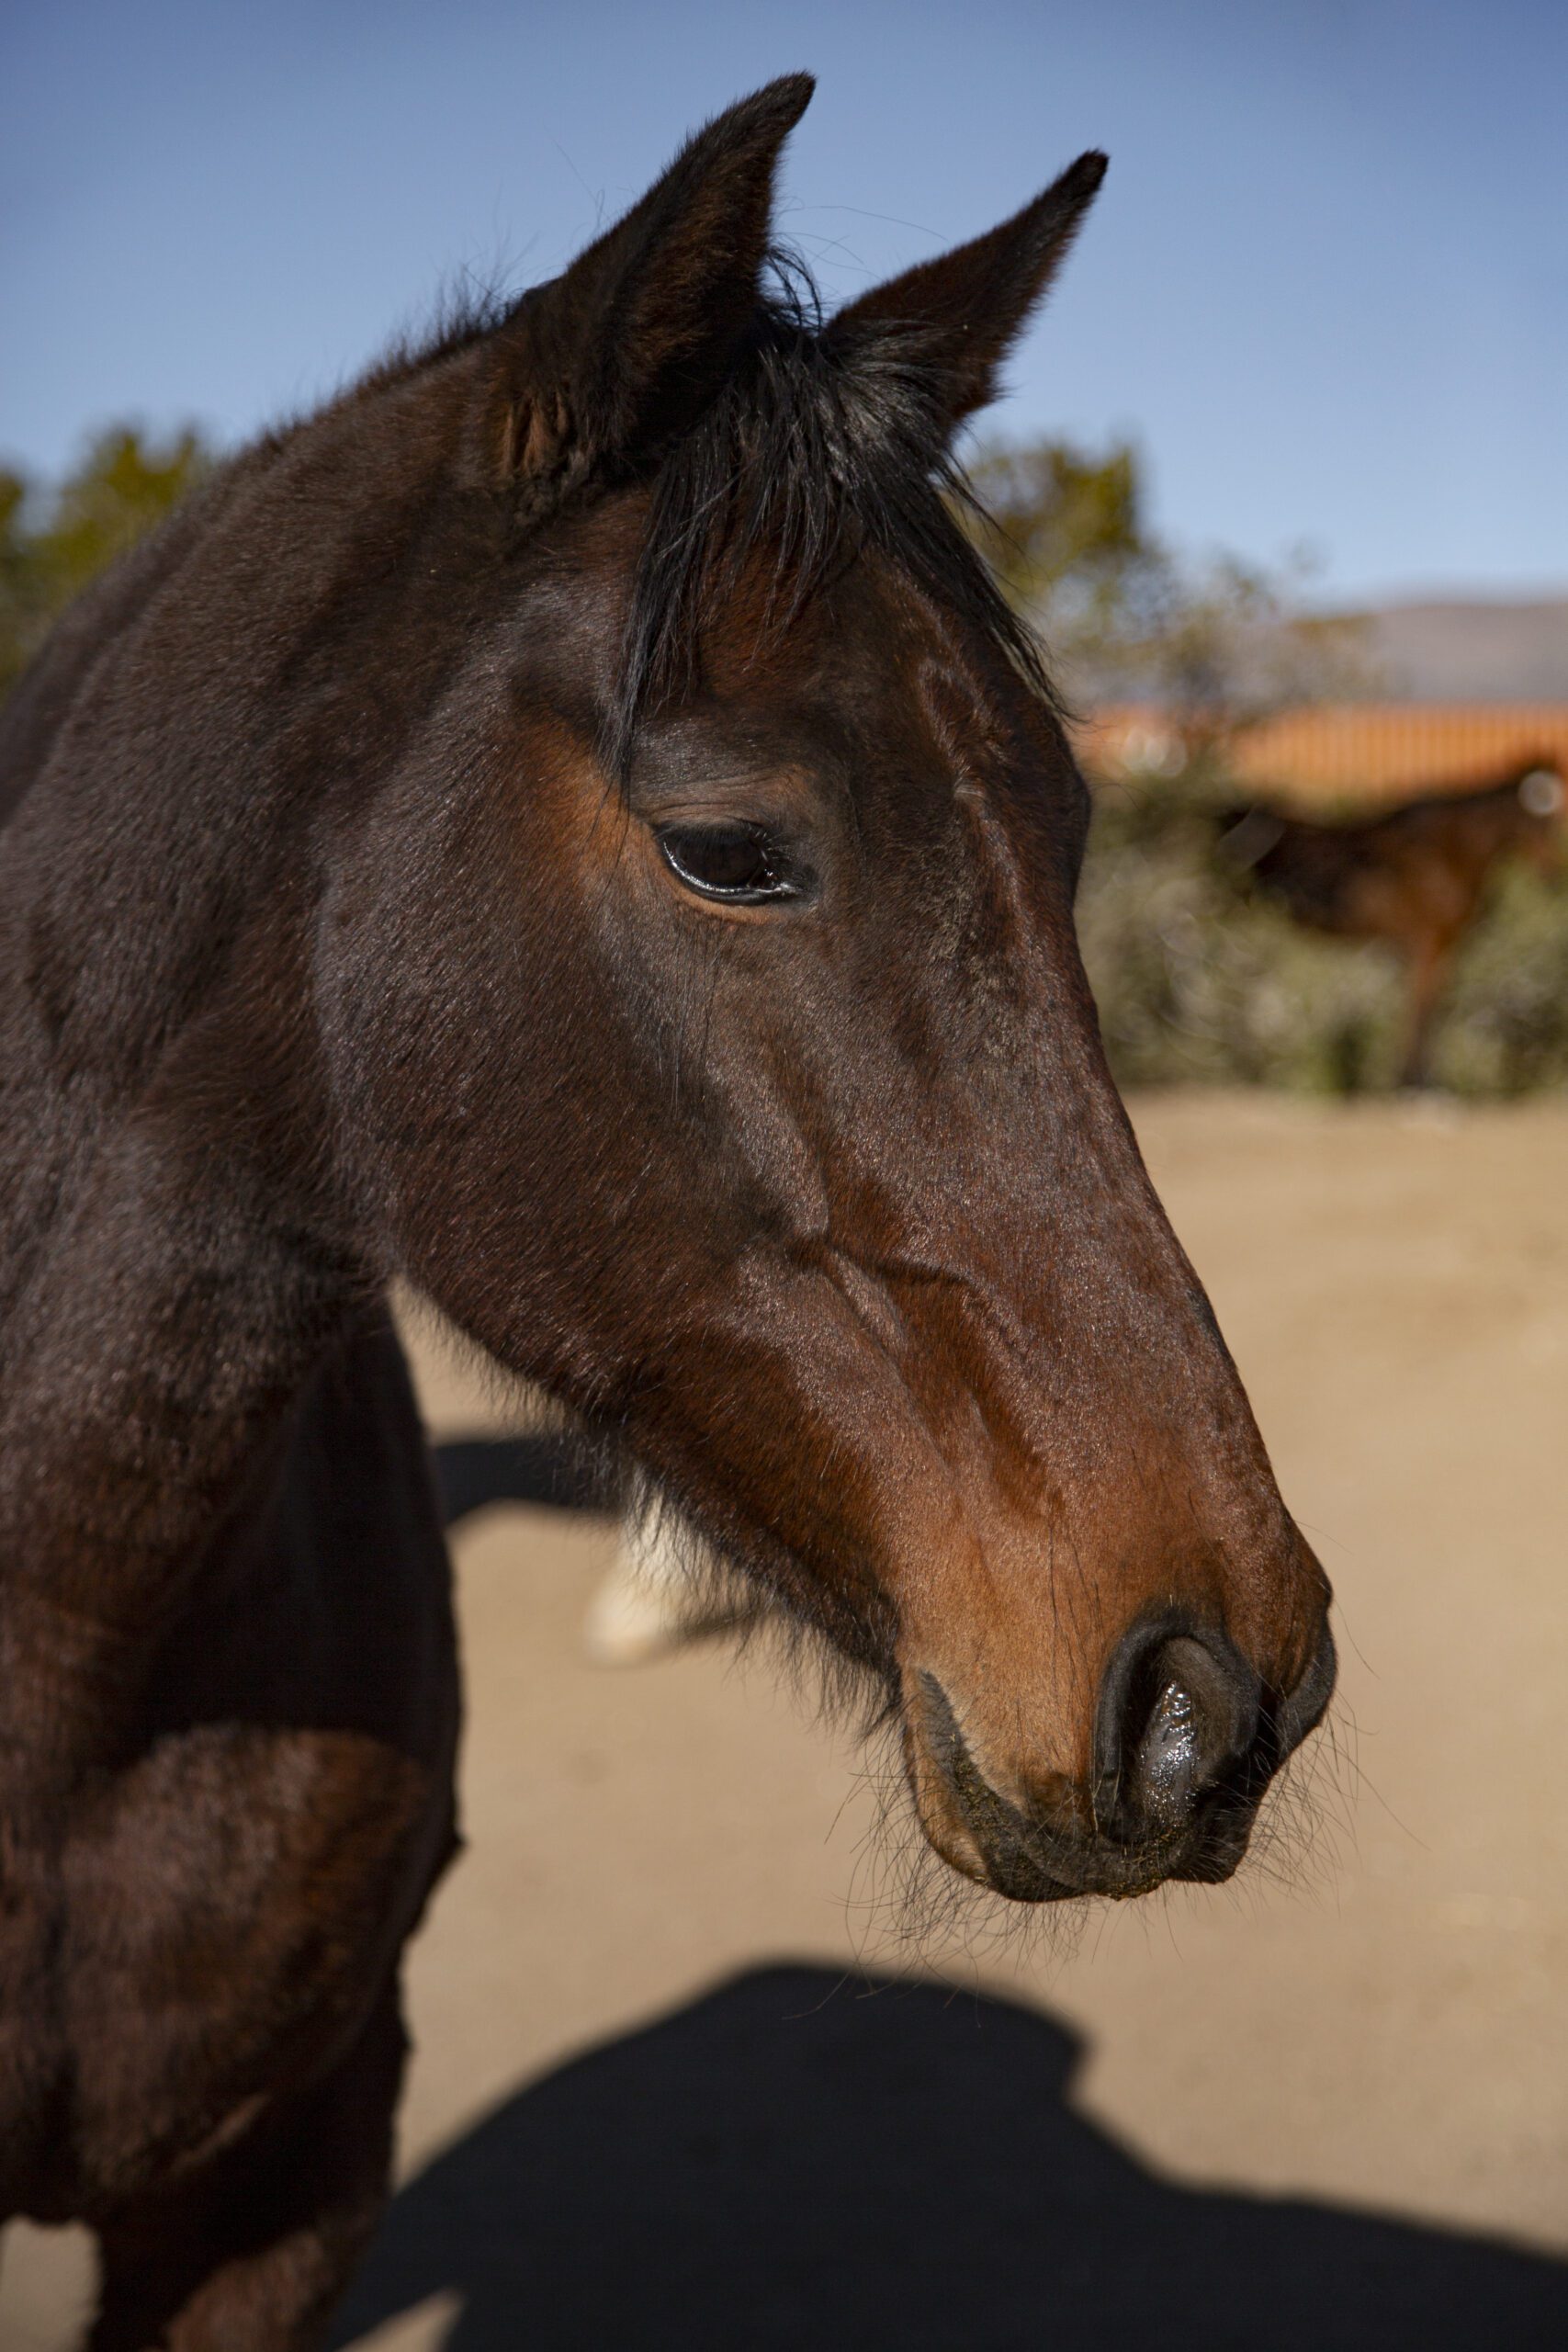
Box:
910, 1617, 1337, 1904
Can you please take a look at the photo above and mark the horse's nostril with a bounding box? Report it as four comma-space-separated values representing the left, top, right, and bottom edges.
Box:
1096, 1623, 1261, 1841
1134, 1674, 1201, 1828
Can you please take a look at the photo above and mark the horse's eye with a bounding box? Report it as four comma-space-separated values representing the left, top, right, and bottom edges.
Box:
657, 823, 803, 904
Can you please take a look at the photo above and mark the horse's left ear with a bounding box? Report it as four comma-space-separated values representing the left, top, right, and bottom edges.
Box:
826, 151, 1107, 435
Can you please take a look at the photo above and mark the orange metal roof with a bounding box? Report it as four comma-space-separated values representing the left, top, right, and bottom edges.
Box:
1077, 704, 1568, 808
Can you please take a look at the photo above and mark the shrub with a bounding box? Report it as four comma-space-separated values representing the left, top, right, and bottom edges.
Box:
1077, 781, 1568, 1096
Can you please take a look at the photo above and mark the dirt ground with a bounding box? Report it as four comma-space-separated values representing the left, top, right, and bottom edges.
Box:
6, 1093, 1566, 2347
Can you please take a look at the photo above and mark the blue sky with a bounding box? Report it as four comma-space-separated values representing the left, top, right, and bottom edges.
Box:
3, 0, 1563, 604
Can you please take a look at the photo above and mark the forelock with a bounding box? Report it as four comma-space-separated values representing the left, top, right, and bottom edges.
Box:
605, 254, 1055, 775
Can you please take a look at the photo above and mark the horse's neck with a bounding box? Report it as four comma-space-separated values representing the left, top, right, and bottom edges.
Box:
1467, 793, 1525, 861
0, 836, 367, 1801
0, 370, 473, 1792
0, 402, 401, 1444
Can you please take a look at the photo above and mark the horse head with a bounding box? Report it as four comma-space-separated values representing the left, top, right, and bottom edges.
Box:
320, 80, 1334, 1901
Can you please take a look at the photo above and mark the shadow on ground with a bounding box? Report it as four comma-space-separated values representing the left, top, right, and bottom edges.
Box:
432, 1437, 614, 1527
333, 1964, 1568, 2351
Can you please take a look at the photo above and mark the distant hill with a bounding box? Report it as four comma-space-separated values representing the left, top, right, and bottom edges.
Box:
1346, 599, 1568, 702
1055, 595, 1568, 713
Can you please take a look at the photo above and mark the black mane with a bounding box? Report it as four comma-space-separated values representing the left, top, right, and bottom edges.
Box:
611, 261, 1055, 770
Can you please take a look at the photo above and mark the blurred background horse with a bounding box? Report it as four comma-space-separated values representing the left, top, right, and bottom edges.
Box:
1219, 761, 1564, 1087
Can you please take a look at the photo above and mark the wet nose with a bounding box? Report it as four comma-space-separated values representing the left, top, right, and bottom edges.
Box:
910, 1615, 1335, 1903
1093, 1621, 1262, 1853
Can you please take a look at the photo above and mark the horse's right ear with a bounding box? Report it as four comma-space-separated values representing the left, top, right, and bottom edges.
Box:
478, 76, 812, 491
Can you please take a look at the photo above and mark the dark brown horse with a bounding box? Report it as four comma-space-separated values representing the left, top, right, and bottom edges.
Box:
0, 81, 1334, 2347
1221, 761, 1565, 1086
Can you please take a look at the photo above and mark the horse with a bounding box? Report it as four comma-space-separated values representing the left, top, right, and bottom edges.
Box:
0, 79, 1336, 2347
1219, 760, 1565, 1087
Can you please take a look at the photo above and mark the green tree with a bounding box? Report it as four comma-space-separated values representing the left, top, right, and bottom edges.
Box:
0, 426, 209, 699
964, 435, 1372, 764
965, 436, 1156, 697
966, 438, 1145, 611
